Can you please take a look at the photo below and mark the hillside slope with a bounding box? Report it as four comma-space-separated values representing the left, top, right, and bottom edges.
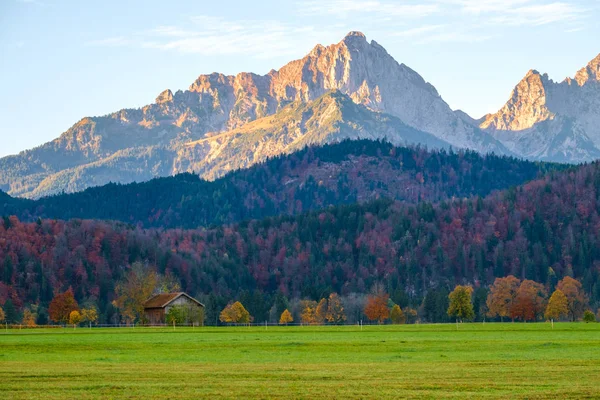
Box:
1, 140, 555, 229
1, 154, 598, 324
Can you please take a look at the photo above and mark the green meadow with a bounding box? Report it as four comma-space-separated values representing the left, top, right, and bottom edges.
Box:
1, 323, 599, 399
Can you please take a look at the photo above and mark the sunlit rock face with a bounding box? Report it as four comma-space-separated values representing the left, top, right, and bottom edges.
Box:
480, 54, 600, 162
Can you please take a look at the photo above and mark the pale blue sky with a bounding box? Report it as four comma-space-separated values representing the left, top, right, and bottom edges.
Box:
1, 0, 598, 157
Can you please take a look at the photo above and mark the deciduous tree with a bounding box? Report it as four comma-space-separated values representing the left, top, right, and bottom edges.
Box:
325, 293, 346, 324
390, 304, 405, 324
557, 277, 588, 321
486, 276, 520, 322
114, 262, 158, 323
22, 308, 37, 327
49, 289, 79, 324
583, 310, 596, 323
510, 280, 547, 322
69, 310, 82, 327
316, 298, 328, 324
166, 306, 186, 326
364, 294, 390, 324
448, 285, 474, 322
300, 300, 318, 324
545, 289, 569, 324
279, 309, 293, 325
81, 308, 98, 327
0, 306, 4, 323
220, 301, 251, 324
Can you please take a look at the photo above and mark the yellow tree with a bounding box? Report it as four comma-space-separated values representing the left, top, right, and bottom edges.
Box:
300, 300, 318, 324
545, 289, 568, 328
114, 262, 158, 323
0, 306, 5, 323
448, 285, 475, 323
315, 298, 328, 324
557, 277, 588, 321
22, 308, 37, 327
390, 304, 406, 324
279, 309, 293, 325
486, 275, 520, 321
81, 308, 98, 328
220, 301, 251, 324
326, 293, 346, 324
69, 310, 82, 327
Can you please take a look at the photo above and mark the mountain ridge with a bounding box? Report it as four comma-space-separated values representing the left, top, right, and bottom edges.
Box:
0, 32, 507, 199
481, 53, 600, 162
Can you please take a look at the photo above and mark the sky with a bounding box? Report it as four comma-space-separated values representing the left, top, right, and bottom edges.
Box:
0, 0, 598, 157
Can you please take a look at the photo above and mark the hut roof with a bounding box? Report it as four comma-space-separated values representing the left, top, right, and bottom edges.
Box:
143, 292, 204, 309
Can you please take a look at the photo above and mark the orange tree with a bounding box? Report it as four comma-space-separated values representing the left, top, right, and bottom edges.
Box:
557, 277, 588, 321
279, 309, 293, 325
364, 294, 390, 324
48, 288, 79, 324
486, 275, 520, 322
510, 280, 547, 322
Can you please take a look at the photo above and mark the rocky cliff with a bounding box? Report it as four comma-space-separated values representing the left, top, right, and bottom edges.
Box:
0, 32, 513, 198
480, 54, 600, 162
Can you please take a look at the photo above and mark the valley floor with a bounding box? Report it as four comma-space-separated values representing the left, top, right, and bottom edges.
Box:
0, 324, 599, 399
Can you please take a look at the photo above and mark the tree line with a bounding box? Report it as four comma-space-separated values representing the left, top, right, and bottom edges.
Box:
1, 139, 555, 229
1, 158, 600, 326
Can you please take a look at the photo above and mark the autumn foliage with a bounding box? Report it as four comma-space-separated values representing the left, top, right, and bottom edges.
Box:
279, 309, 293, 325
69, 310, 82, 326
48, 289, 79, 324
544, 289, 569, 322
364, 294, 390, 324
486, 276, 520, 321
220, 302, 251, 324
557, 277, 588, 321
510, 280, 547, 322
447, 285, 474, 322
390, 304, 405, 324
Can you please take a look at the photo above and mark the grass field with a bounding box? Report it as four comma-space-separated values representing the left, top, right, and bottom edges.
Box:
1, 323, 599, 399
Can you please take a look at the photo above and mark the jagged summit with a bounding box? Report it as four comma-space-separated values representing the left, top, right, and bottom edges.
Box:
0, 32, 512, 198
574, 53, 600, 85
155, 89, 173, 104
480, 52, 600, 162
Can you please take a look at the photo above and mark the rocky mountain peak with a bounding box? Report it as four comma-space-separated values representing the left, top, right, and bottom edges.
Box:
479, 52, 600, 162
341, 31, 368, 47
480, 69, 553, 132
574, 53, 600, 85
156, 89, 173, 104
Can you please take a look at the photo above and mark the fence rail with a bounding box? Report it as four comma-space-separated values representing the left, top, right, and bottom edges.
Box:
2, 321, 398, 330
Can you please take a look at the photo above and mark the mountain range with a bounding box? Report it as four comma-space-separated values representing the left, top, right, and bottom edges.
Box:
481, 54, 600, 162
0, 31, 599, 199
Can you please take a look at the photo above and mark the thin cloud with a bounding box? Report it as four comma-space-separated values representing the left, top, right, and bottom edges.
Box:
447, 0, 586, 26
86, 37, 131, 47
300, 0, 440, 18
392, 25, 446, 38
91, 16, 341, 59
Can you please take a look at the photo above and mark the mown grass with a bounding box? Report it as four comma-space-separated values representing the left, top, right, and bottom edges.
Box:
0, 323, 599, 399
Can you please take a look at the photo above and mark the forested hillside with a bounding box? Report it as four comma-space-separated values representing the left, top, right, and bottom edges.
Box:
1, 140, 557, 229
1, 159, 598, 324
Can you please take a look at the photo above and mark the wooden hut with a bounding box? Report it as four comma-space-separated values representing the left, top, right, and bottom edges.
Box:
143, 292, 204, 325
